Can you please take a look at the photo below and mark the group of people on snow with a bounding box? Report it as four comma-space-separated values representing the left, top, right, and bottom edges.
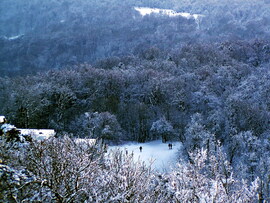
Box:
139, 143, 172, 152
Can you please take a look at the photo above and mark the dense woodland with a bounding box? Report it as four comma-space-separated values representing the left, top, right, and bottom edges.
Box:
1, 0, 270, 76
1, 0, 270, 202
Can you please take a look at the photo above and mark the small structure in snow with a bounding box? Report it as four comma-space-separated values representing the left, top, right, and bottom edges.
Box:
18, 129, 55, 141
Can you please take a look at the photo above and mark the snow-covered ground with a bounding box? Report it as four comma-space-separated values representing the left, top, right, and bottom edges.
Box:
134, 7, 204, 20
1, 34, 24, 40
110, 140, 183, 173
18, 129, 55, 140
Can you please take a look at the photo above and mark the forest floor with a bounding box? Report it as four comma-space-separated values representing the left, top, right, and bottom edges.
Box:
110, 140, 183, 173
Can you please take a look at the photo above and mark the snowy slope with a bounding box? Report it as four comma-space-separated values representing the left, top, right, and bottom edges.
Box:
110, 140, 183, 172
134, 7, 204, 20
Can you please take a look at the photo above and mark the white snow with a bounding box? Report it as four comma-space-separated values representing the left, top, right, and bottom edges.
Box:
0, 116, 6, 124
134, 7, 204, 20
7, 34, 24, 40
1, 35, 24, 40
110, 140, 183, 172
74, 138, 96, 146
18, 129, 55, 140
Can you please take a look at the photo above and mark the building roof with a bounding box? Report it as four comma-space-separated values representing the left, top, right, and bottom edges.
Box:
18, 129, 55, 140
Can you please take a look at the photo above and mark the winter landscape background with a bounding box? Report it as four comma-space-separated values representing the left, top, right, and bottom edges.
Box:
1, 0, 270, 202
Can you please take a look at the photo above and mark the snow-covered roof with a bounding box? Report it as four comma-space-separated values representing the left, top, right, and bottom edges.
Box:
0, 116, 6, 124
18, 129, 55, 140
134, 7, 204, 20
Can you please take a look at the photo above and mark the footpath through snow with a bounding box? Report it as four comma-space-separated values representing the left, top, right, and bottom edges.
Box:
110, 140, 183, 172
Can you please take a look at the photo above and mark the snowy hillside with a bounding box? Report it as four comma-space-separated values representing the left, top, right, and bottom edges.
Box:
134, 7, 204, 20
1, 0, 270, 201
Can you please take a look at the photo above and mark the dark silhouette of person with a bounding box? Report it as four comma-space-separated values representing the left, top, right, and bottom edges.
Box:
168, 143, 172, 149
139, 146, 142, 152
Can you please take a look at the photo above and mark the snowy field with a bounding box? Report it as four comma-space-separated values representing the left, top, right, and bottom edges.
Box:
110, 140, 183, 173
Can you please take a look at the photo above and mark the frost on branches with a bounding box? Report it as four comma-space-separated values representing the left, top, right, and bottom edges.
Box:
0, 134, 262, 202
170, 148, 259, 202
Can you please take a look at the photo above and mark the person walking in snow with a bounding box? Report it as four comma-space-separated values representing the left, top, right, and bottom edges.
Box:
168, 143, 172, 149
139, 146, 142, 152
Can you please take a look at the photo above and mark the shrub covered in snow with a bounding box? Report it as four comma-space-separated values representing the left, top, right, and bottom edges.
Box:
0, 123, 32, 143
0, 164, 37, 202
0, 134, 263, 202
150, 117, 174, 142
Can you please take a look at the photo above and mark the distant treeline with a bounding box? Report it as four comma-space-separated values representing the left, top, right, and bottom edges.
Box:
0, 0, 270, 76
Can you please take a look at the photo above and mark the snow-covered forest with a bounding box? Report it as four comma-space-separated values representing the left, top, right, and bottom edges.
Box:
1, 0, 270, 202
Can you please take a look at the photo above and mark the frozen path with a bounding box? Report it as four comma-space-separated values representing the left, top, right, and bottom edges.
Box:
110, 140, 183, 172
